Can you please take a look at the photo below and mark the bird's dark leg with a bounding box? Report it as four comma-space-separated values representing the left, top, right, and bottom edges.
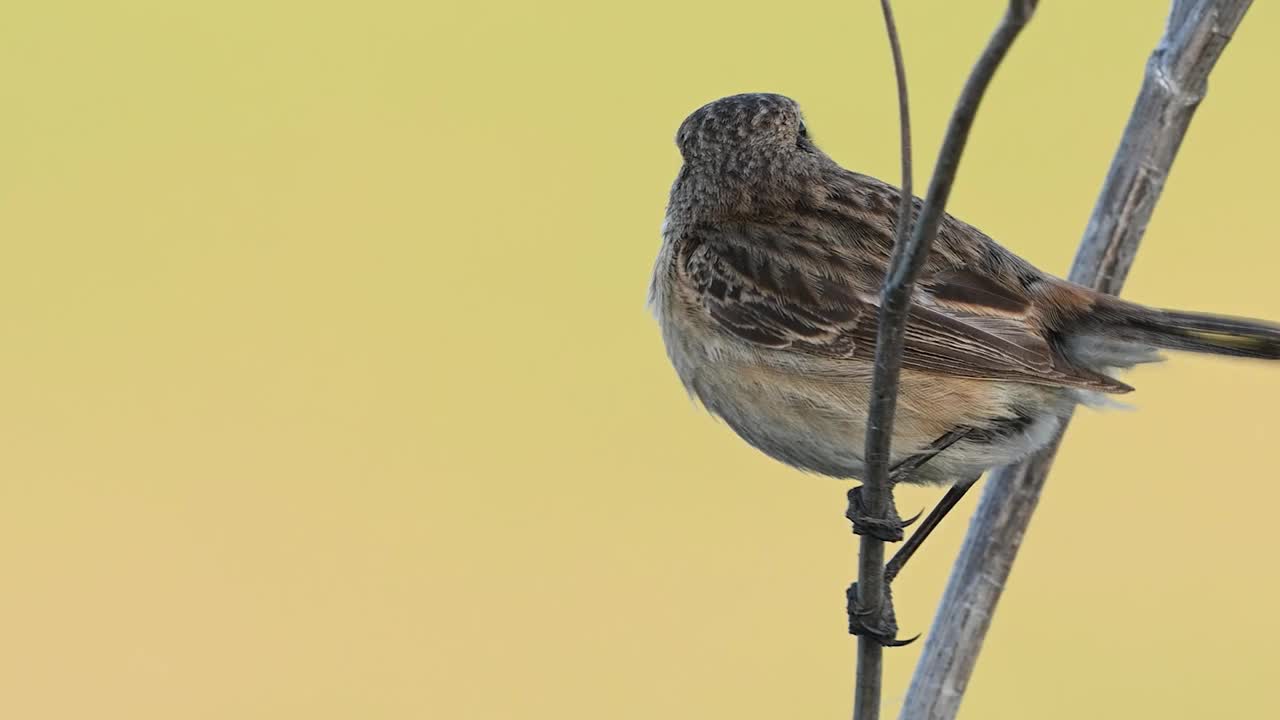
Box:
845, 427, 971, 541
885, 474, 981, 583
846, 428, 971, 646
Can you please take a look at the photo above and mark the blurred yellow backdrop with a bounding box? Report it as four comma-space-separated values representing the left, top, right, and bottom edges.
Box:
1, 1, 1277, 718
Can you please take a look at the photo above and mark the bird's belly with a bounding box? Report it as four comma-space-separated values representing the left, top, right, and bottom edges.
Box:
684, 352, 1068, 485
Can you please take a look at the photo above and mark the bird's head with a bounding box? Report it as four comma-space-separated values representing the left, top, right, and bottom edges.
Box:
675, 93, 815, 168
668, 93, 831, 219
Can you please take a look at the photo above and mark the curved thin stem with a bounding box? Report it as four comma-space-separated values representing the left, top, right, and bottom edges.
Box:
852, 1, 912, 718
854, 2, 1038, 719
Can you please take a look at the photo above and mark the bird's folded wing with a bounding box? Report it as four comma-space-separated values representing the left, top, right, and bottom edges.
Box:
682, 235, 1130, 392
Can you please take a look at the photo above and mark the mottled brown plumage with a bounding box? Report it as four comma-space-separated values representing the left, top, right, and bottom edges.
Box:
650, 93, 1280, 486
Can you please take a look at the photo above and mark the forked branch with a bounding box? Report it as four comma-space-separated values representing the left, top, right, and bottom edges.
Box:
853, 2, 1039, 719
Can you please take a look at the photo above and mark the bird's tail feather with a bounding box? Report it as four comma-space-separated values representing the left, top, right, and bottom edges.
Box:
1100, 300, 1280, 360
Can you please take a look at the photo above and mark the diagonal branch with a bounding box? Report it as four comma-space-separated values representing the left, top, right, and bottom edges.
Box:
853, 2, 1038, 719
899, 2, 1254, 719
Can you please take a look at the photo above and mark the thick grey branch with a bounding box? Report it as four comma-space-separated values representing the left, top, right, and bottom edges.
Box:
899, 2, 1254, 719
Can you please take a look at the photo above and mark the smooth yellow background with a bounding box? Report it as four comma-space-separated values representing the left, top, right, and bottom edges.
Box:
2, 1, 1277, 718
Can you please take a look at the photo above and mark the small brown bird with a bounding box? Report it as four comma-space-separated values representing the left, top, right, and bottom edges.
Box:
649, 93, 1280, 564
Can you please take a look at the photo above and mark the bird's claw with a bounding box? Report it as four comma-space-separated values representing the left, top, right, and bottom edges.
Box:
846, 485, 920, 542
846, 581, 919, 647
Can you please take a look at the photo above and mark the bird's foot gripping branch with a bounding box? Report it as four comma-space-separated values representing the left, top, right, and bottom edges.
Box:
845, 426, 972, 647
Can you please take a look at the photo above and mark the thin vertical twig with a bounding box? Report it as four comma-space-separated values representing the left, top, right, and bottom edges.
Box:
853, 2, 1038, 718
900, 2, 1254, 718
853, 2, 912, 717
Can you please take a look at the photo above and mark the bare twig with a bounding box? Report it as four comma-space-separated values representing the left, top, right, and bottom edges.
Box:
900, 3, 1254, 719
852, 2, 912, 717
853, 2, 1038, 719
